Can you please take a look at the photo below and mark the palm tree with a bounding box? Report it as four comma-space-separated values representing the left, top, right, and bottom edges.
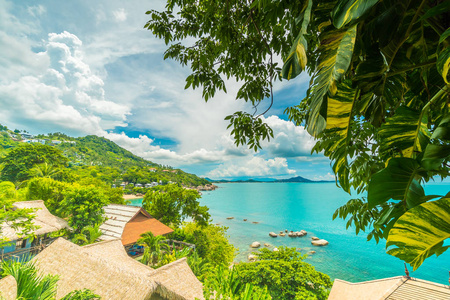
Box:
71, 225, 103, 246
137, 232, 169, 266
0, 259, 99, 300
28, 162, 62, 179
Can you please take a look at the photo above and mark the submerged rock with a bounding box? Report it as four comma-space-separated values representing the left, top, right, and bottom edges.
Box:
248, 254, 257, 262
279, 233, 286, 236
311, 236, 320, 240
311, 239, 329, 246
251, 241, 261, 248
243, 219, 247, 221
269, 232, 278, 237
226, 217, 234, 220
252, 221, 259, 224
264, 243, 270, 247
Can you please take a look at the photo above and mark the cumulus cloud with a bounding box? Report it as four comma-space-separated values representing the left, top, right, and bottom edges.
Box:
207, 157, 296, 178
0, 31, 130, 135
262, 116, 316, 157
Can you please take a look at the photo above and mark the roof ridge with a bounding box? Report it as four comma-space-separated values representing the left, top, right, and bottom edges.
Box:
334, 276, 405, 285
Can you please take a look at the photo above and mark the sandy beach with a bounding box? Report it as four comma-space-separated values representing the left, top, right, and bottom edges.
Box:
123, 194, 143, 200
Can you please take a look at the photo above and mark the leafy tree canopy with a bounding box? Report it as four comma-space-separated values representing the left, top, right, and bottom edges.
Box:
0, 181, 36, 247
146, 0, 450, 268
143, 183, 210, 227
234, 247, 331, 300
0, 144, 68, 183
170, 222, 236, 267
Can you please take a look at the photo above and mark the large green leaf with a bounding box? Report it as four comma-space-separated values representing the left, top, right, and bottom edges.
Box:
324, 80, 358, 192
386, 195, 450, 270
331, 0, 379, 29
437, 47, 450, 84
422, 114, 450, 170
281, 0, 312, 80
306, 25, 357, 136
378, 106, 430, 159
367, 158, 424, 209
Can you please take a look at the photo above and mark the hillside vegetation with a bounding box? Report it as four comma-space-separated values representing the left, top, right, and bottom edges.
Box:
0, 125, 209, 188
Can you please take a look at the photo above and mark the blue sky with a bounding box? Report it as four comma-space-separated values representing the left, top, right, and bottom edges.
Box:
0, 0, 335, 181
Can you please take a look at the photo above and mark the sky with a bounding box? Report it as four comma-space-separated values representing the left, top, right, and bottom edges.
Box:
0, 0, 335, 181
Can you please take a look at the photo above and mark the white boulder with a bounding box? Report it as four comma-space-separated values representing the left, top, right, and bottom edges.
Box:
311, 239, 329, 246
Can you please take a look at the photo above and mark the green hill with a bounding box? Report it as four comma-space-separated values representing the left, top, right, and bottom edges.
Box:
0, 125, 209, 187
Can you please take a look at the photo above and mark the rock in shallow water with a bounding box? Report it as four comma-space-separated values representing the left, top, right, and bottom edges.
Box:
248, 254, 257, 261
269, 232, 278, 237
311, 239, 329, 246
251, 241, 261, 248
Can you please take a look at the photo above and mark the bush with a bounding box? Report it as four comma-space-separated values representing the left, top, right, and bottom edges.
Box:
234, 247, 331, 300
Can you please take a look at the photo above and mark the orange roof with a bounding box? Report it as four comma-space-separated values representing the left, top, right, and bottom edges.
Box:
121, 212, 173, 246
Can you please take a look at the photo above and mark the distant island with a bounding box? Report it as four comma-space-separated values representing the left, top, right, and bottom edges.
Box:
207, 175, 334, 183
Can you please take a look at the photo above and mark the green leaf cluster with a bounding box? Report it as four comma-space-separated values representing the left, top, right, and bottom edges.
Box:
233, 247, 331, 300
142, 184, 210, 227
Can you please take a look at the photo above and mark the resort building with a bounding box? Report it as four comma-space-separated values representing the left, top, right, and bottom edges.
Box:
99, 204, 173, 255
328, 276, 450, 299
0, 200, 69, 260
0, 237, 204, 300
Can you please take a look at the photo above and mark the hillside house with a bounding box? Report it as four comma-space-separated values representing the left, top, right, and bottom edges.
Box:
1, 200, 69, 259
99, 204, 173, 255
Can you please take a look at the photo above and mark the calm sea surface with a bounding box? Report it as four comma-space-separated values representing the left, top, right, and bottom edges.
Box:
130, 182, 450, 284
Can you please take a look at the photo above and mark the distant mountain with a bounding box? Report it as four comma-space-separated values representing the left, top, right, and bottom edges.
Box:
275, 176, 313, 183
209, 175, 333, 183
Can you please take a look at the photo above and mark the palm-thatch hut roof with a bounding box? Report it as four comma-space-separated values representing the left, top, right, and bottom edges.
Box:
1, 200, 69, 241
0, 238, 204, 300
328, 276, 450, 300
0, 276, 16, 300
99, 204, 173, 245
150, 257, 204, 300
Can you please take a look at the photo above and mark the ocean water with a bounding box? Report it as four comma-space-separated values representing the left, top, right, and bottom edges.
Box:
130, 182, 450, 284
199, 182, 450, 284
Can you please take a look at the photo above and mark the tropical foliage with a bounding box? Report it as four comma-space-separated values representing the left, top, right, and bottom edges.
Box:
234, 247, 331, 300
201, 266, 272, 300
138, 232, 171, 266
146, 0, 450, 268
0, 181, 35, 248
142, 184, 210, 227
1, 259, 100, 300
170, 222, 237, 267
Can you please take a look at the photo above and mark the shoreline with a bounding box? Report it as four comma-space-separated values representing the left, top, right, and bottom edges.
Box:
123, 194, 143, 200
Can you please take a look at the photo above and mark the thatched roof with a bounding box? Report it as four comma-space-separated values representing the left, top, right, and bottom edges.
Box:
0, 238, 204, 300
328, 276, 450, 300
151, 257, 204, 300
99, 204, 173, 245
1, 200, 69, 241
0, 276, 16, 300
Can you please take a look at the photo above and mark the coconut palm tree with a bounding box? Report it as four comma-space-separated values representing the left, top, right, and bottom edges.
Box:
71, 225, 103, 246
28, 162, 62, 179
137, 231, 170, 266
0, 259, 99, 300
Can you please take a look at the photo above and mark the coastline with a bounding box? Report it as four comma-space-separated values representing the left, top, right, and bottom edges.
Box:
123, 194, 143, 200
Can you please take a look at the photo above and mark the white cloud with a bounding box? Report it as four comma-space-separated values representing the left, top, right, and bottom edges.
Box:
207, 157, 296, 178
0, 31, 130, 136
312, 172, 335, 181
262, 116, 316, 157
113, 8, 127, 22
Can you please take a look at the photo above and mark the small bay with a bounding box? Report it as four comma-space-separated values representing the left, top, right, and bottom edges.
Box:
197, 182, 450, 284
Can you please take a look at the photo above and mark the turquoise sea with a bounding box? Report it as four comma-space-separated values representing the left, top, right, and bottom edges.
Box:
130, 182, 450, 284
